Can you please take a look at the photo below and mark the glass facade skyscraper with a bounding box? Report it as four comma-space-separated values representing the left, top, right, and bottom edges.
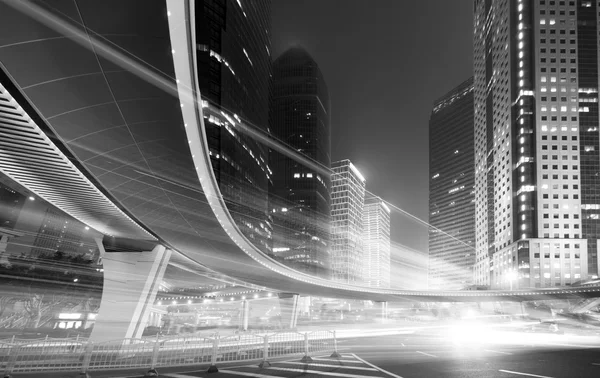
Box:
428, 78, 476, 290
195, 0, 273, 253
363, 196, 391, 288
331, 160, 365, 284
473, 0, 600, 288
269, 47, 331, 277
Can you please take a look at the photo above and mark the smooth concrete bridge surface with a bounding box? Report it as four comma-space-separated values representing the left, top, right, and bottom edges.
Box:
0, 0, 598, 304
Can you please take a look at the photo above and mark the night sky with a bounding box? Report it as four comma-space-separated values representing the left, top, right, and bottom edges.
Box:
272, 1, 474, 253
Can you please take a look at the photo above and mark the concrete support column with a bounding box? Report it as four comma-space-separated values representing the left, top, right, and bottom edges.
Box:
278, 293, 300, 329
381, 301, 388, 320
89, 245, 171, 343
241, 300, 250, 331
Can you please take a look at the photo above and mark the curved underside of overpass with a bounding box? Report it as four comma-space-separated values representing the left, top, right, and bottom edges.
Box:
0, 0, 599, 303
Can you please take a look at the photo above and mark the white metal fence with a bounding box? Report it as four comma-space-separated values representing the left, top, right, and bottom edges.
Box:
1, 330, 337, 375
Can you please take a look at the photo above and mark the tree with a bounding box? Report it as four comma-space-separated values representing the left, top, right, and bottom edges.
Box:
0, 296, 16, 319
23, 293, 67, 328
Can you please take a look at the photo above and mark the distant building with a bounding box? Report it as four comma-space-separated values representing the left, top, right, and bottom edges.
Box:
270, 47, 331, 277
195, 0, 273, 254
30, 207, 87, 258
428, 78, 475, 290
363, 196, 391, 288
0, 182, 25, 230
473, 0, 600, 288
331, 160, 365, 284
0, 175, 97, 259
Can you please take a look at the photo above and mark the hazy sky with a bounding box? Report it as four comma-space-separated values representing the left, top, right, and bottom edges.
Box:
272, 1, 474, 253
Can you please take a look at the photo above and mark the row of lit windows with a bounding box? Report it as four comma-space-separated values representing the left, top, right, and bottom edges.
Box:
541, 144, 578, 150
543, 212, 579, 219
539, 38, 576, 44
541, 164, 578, 170
539, 0, 576, 7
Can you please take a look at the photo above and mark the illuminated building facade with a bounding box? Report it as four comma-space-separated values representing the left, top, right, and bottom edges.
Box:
270, 47, 331, 277
195, 0, 273, 253
331, 160, 365, 284
428, 78, 476, 289
363, 196, 391, 288
473, 0, 600, 289
0, 181, 25, 231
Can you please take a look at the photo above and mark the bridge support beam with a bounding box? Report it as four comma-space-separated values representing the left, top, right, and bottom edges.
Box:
90, 245, 171, 343
278, 293, 300, 329
241, 299, 250, 331
378, 301, 388, 321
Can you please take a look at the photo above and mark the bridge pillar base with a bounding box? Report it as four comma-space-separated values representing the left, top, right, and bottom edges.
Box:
241, 299, 250, 331
300, 355, 313, 363
90, 245, 171, 343
207, 365, 219, 373
258, 360, 271, 368
144, 368, 159, 377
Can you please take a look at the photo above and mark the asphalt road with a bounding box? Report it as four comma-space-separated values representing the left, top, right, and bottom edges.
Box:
12, 324, 600, 378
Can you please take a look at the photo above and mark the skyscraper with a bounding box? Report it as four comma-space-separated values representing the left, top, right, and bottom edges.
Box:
428, 78, 476, 290
331, 160, 365, 284
195, 0, 273, 253
270, 47, 331, 277
473, 0, 600, 289
363, 196, 391, 288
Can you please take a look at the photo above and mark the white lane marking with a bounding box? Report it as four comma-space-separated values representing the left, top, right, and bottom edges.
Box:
279, 361, 377, 371
499, 369, 556, 378
313, 357, 365, 364
416, 351, 437, 358
262, 366, 382, 378
401, 343, 405, 347
485, 349, 513, 355
592, 363, 600, 366
544, 342, 600, 348
351, 353, 405, 378
219, 370, 287, 378
164, 374, 197, 378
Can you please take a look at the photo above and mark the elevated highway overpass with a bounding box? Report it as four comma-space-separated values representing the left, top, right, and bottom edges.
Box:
0, 0, 598, 341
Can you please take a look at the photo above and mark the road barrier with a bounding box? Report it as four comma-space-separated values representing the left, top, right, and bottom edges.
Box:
1, 330, 338, 376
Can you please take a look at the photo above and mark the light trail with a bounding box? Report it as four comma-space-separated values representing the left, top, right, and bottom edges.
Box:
3, 0, 473, 261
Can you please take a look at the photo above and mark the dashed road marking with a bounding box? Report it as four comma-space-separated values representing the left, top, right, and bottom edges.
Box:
499, 369, 556, 378
416, 350, 437, 358
485, 349, 513, 355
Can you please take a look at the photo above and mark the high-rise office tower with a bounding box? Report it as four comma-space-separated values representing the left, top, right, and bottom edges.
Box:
363, 196, 391, 288
473, 0, 600, 289
195, 0, 273, 253
331, 160, 366, 284
428, 78, 476, 289
270, 47, 331, 277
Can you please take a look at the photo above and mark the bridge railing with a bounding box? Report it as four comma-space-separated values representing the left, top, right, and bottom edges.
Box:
1, 330, 338, 376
